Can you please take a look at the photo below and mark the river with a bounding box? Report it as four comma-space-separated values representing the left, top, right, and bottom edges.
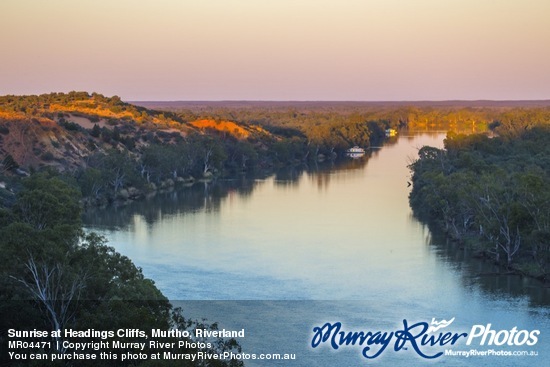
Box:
83, 132, 549, 366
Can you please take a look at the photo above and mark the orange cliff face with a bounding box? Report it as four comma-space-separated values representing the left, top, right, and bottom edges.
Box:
0, 114, 83, 170
47, 103, 185, 130
0, 110, 26, 121
0, 93, 198, 171
48, 103, 135, 119
189, 119, 269, 139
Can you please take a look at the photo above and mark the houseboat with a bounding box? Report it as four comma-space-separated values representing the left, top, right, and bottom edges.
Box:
385, 128, 398, 137
346, 146, 365, 154
346, 146, 365, 158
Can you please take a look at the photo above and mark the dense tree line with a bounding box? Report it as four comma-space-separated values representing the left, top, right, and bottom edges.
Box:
151, 102, 522, 135
63, 116, 391, 206
72, 125, 390, 206
0, 173, 243, 366
409, 125, 550, 281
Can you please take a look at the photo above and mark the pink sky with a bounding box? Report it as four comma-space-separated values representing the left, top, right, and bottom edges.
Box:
1, 0, 549, 101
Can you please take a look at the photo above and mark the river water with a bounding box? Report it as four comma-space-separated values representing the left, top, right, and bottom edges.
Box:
83, 133, 549, 366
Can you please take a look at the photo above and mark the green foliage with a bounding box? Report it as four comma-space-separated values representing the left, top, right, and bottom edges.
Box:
77, 167, 104, 199
13, 173, 81, 231
409, 126, 550, 280
41, 151, 55, 161
112, 126, 121, 141
1, 154, 19, 172
0, 174, 242, 366
59, 120, 80, 131
90, 123, 101, 137
75, 148, 146, 204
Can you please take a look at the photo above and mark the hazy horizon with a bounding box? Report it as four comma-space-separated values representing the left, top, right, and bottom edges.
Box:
129, 98, 550, 102
2, 0, 549, 101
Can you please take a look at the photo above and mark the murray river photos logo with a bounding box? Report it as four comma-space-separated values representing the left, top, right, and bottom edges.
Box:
310, 318, 540, 360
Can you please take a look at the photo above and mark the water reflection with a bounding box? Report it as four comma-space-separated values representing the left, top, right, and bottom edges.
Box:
83, 155, 374, 230
84, 178, 256, 229
426, 229, 550, 308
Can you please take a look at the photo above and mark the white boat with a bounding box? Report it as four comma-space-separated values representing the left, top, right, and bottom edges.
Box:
346, 146, 365, 158
346, 146, 365, 154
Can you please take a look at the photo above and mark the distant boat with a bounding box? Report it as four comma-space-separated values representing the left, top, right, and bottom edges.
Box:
346, 146, 365, 158
346, 146, 365, 154
385, 128, 398, 137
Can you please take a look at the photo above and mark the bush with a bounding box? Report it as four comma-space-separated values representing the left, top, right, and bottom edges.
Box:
41, 151, 55, 161
59, 120, 80, 131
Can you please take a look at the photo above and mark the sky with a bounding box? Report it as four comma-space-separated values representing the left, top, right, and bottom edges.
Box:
1, 0, 549, 101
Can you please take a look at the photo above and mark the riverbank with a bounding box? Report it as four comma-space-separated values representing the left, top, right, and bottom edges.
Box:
409, 128, 550, 284
425, 222, 549, 286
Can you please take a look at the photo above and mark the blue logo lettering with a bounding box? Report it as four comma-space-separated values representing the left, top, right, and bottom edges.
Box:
311, 319, 467, 360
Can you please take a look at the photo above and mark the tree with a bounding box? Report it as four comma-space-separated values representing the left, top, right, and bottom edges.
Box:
13, 173, 81, 232
78, 168, 104, 199
11, 256, 85, 352
189, 136, 227, 176
0, 154, 19, 174
474, 176, 523, 266
90, 123, 101, 137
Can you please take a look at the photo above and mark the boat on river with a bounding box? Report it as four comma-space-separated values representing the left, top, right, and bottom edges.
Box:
346, 146, 365, 158
385, 128, 398, 137
346, 146, 365, 154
